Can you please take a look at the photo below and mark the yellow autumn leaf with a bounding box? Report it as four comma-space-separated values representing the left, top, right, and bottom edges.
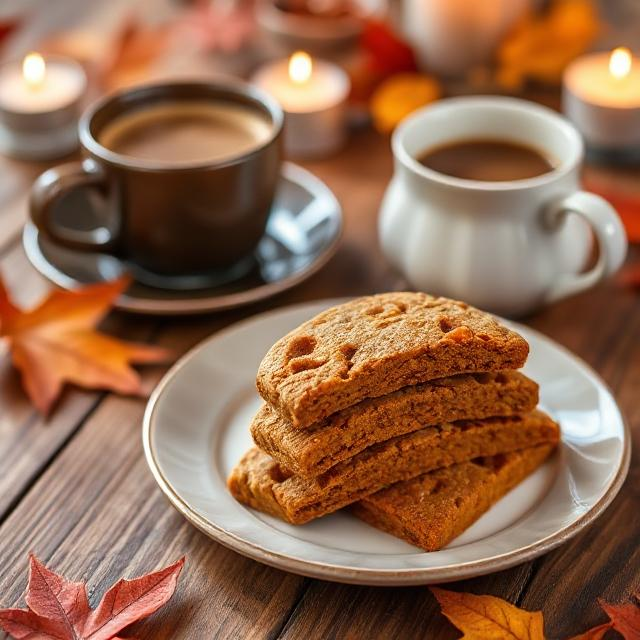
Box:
430, 587, 545, 640
496, 0, 600, 89
370, 73, 441, 134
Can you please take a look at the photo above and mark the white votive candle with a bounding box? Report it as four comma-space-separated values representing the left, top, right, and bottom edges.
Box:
0, 53, 87, 160
563, 47, 640, 157
252, 51, 350, 158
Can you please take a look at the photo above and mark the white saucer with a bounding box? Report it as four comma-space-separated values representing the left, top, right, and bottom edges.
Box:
142, 299, 630, 585
23, 163, 342, 315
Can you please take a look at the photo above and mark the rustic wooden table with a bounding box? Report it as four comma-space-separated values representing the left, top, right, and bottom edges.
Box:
0, 116, 638, 638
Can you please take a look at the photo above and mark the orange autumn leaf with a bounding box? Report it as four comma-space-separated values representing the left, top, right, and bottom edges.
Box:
430, 587, 545, 639
496, 0, 600, 90
99, 16, 171, 91
0, 276, 171, 415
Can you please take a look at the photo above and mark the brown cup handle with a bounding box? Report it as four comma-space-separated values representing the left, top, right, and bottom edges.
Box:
29, 158, 119, 252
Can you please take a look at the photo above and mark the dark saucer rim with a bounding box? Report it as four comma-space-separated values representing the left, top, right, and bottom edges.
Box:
23, 163, 343, 315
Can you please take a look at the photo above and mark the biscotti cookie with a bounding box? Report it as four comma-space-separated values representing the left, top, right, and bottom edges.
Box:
256, 292, 529, 428
251, 371, 538, 477
228, 410, 559, 524
352, 444, 554, 551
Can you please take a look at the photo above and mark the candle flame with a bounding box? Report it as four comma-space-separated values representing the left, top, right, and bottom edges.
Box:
609, 47, 632, 79
289, 51, 312, 85
23, 52, 46, 89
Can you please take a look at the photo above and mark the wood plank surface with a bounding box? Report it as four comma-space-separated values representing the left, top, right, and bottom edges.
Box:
273, 247, 640, 640
0, 122, 637, 639
0, 0, 639, 633
0, 239, 161, 521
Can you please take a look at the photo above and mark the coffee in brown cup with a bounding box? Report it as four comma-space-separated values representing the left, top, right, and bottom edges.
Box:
30, 81, 284, 287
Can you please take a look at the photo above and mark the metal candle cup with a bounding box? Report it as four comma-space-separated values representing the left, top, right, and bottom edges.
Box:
252, 52, 350, 158
0, 54, 87, 160
563, 48, 640, 163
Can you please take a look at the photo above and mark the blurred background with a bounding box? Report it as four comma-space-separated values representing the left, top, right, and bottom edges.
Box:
0, 0, 638, 259
0, 0, 637, 132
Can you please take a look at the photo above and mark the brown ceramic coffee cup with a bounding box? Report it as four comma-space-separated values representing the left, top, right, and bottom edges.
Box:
30, 80, 283, 286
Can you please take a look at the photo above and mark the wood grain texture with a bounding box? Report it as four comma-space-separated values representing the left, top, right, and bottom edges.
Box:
0, 36, 638, 640
0, 125, 637, 639
0, 388, 306, 639
276, 248, 640, 639
0, 240, 161, 522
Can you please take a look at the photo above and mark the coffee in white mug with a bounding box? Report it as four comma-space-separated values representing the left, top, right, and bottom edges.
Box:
379, 96, 627, 316
417, 139, 555, 182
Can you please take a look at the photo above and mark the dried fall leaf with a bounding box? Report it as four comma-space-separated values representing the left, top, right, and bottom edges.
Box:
370, 73, 441, 133
349, 20, 418, 105
571, 597, 640, 640
0, 555, 184, 640
0, 276, 171, 415
599, 598, 640, 639
567, 622, 613, 640
496, 0, 600, 89
99, 16, 171, 91
430, 587, 545, 640
360, 20, 417, 77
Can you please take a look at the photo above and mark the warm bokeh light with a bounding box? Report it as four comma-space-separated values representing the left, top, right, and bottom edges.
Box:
289, 51, 312, 85
23, 52, 46, 89
609, 47, 632, 79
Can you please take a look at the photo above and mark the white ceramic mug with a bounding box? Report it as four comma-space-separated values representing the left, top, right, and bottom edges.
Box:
379, 96, 628, 317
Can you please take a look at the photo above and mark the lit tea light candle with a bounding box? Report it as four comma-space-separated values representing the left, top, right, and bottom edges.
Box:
252, 51, 350, 157
563, 47, 640, 161
0, 53, 87, 159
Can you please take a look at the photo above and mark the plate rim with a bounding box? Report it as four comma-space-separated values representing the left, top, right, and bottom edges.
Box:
23, 162, 343, 316
142, 298, 631, 585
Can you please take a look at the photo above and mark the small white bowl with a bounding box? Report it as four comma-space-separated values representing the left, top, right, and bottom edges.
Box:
257, 0, 387, 55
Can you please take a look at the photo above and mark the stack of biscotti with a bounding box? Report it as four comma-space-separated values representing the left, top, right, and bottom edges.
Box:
228, 292, 560, 551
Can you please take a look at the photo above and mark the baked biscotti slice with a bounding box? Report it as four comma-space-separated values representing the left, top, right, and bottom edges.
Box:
351, 444, 555, 551
228, 410, 559, 525
251, 371, 538, 478
256, 292, 529, 428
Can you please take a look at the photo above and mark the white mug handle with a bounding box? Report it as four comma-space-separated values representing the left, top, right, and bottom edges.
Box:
543, 191, 627, 304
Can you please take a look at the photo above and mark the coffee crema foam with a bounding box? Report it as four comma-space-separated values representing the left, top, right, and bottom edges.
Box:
98, 101, 273, 165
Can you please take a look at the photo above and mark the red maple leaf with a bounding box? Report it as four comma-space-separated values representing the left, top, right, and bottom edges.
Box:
349, 20, 418, 103
0, 555, 184, 640
599, 598, 640, 639
568, 621, 613, 639
360, 20, 417, 76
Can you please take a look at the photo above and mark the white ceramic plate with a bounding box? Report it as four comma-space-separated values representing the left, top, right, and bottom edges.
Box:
143, 300, 630, 585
